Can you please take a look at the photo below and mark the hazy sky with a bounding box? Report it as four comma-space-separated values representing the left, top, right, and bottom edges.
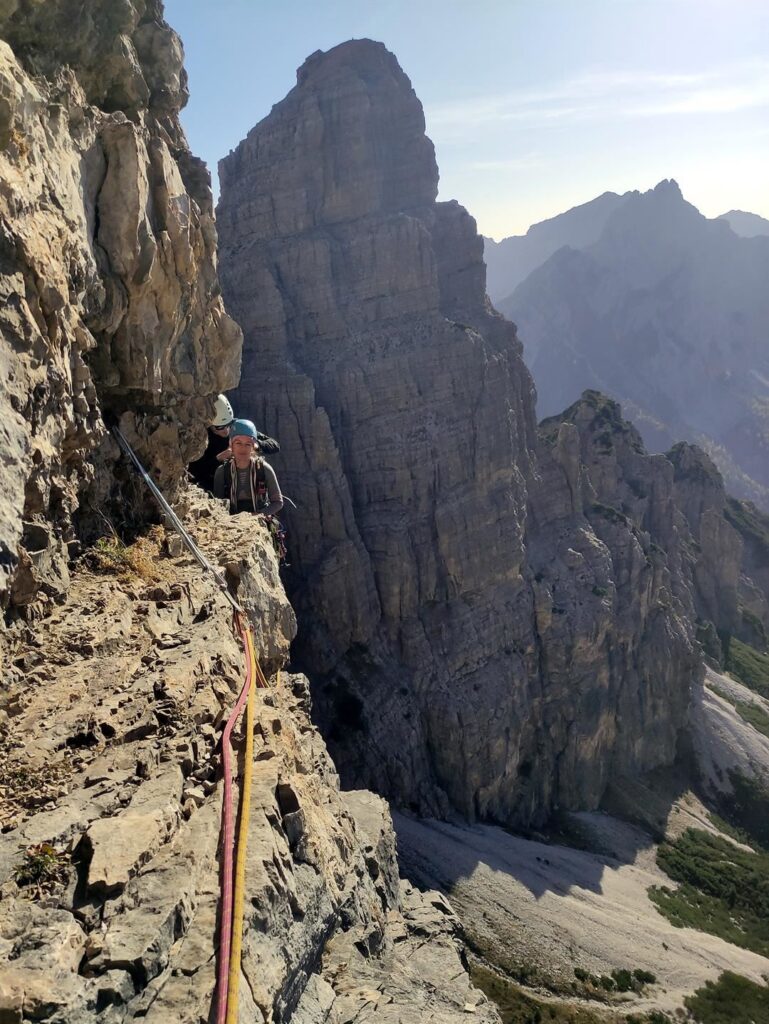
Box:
165, 0, 769, 239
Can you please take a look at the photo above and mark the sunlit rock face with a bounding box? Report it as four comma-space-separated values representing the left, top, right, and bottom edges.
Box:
0, 0, 241, 613
218, 40, 703, 825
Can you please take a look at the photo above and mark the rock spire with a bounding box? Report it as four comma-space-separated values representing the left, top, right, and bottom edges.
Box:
218, 40, 707, 825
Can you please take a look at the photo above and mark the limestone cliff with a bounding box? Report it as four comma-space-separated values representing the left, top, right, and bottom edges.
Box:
217, 41, 715, 827
0, 9, 503, 1022
0, 0, 241, 615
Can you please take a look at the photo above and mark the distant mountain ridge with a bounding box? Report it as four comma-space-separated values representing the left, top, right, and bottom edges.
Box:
483, 190, 628, 302
492, 180, 769, 507
484, 194, 769, 303
718, 209, 769, 238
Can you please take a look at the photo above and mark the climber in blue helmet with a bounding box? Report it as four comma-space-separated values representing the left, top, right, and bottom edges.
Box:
189, 395, 281, 495
213, 418, 283, 516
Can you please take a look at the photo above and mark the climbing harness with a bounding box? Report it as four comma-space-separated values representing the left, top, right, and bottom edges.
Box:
109, 424, 268, 1023
219, 456, 290, 564
224, 455, 269, 515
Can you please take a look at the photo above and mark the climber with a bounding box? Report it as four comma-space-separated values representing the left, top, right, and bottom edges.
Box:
188, 394, 235, 494
188, 395, 280, 495
213, 419, 283, 517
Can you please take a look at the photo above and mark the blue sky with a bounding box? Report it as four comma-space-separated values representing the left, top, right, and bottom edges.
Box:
165, 0, 769, 239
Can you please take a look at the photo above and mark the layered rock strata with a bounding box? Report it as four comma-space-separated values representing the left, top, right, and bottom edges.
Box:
0, 0, 241, 614
217, 41, 720, 826
0, 497, 499, 1024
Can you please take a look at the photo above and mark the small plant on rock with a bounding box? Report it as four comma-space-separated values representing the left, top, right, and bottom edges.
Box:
91, 535, 156, 579
13, 842, 68, 899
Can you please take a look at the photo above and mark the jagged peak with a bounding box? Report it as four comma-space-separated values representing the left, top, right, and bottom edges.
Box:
666, 441, 724, 488
539, 389, 647, 454
652, 177, 682, 197
219, 37, 438, 222
542, 388, 623, 427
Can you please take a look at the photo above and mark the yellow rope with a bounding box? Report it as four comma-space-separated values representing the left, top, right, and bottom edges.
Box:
225, 626, 257, 1024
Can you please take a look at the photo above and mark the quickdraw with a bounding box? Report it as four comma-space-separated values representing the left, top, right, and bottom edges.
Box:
263, 514, 288, 564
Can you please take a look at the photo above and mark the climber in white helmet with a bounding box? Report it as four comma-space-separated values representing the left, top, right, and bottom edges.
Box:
188, 394, 236, 494
189, 394, 281, 495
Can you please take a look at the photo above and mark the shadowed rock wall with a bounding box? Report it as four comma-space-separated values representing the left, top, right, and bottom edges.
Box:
217, 40, 705, 826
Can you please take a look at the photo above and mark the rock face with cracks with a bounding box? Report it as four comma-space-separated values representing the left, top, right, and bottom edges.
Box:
0, 497, 500, 1024
0, 10, 501, 1022
217, 40, 751, 826
0, 0, 241, 614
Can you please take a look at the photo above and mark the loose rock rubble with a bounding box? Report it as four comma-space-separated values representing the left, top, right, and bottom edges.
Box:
0, 494, 499, 1023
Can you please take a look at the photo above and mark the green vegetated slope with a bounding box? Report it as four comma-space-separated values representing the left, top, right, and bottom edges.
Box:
465, 922, 664, 1023
650, 828, 769, 955
469, 961, 670, 1024
648, 641, 769, 1020
685, 971, 769, 1024
725, 636, 769, 699
714, 688, 769, 738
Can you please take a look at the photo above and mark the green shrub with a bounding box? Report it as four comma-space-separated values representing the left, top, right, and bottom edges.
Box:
685, 970, 769, 1024
632, 968, 657, 985
611, 969, 633, 992
13, 843, 68, 898
591, 502, 629, 526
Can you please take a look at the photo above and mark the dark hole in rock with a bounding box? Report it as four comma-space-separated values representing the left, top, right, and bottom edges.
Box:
22, 522, 50, 553
66, 730, 99, 749
275, 782, 300, 816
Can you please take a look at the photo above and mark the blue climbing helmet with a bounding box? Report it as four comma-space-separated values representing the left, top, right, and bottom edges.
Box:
229, 418, 259, 441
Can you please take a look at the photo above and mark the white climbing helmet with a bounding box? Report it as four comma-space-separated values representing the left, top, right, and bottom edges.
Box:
211, 394, 234, 428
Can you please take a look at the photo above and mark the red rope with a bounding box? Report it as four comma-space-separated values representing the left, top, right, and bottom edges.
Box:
215, 617, 254, 1024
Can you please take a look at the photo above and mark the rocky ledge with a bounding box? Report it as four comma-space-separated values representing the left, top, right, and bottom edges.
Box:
0, 493, 499, 1024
